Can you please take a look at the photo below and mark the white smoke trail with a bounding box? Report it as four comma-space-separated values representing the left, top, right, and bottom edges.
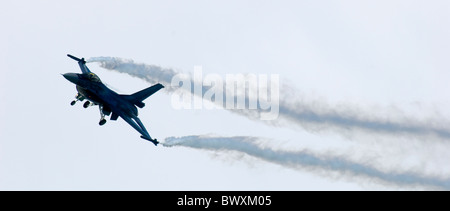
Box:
88, 57, 177, 88
163, 135, 450, 190
88, 56, 450, 140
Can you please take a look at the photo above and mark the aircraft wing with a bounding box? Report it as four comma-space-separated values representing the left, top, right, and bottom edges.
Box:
67, 54, 92, 74
119, 113, 159, 146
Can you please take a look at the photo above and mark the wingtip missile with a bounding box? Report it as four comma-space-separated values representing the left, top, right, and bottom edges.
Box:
141, 136, 159, 146
67, 54, 86, 64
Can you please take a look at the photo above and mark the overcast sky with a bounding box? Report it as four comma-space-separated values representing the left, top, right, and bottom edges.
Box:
1, 0, 450, 190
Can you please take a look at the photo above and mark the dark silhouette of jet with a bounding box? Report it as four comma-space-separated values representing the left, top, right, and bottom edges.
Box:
63, 54, 163, 146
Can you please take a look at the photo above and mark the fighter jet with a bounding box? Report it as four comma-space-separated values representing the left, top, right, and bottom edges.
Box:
63, 54, 163, 146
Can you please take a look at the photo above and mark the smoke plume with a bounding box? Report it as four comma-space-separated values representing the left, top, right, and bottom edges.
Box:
163, 135, 450, 190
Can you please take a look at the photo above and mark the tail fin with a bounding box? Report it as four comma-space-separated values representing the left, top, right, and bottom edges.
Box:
123, 83, 164, 108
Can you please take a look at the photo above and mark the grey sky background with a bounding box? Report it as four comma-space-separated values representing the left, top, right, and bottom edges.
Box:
1, 0, 450, 190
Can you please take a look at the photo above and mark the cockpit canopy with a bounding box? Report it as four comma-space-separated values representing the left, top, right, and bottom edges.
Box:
87, 73, 101, 83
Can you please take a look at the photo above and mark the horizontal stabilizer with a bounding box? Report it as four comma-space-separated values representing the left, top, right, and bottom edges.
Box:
123, 83, 164, 108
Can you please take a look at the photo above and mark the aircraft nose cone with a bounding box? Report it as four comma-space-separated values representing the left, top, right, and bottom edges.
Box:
63, 73, 79, 84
